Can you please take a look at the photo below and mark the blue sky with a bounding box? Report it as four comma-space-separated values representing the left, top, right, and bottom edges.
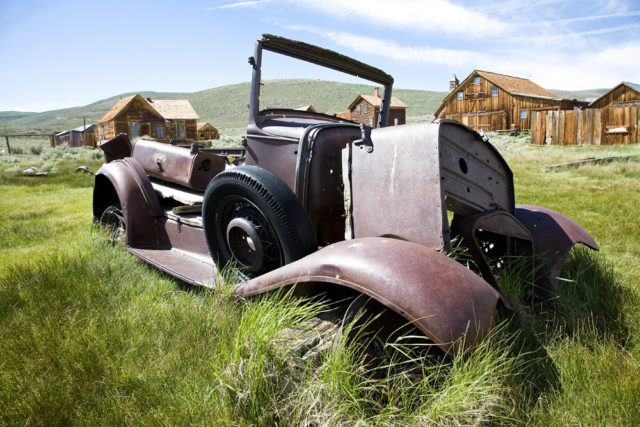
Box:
1, 0, 639, 111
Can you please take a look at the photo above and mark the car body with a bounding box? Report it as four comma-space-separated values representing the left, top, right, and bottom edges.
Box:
93, 34, 597, 354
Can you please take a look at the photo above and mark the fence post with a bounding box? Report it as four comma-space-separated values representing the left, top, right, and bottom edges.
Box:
5, 136, 10, 154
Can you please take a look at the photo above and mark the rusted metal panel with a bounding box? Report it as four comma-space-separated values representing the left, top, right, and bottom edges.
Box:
237, 237, 505, 354
515, 205, 598, 291
94, 158, 164, 248
347, 122, 447, 249
132, 139, 226, 192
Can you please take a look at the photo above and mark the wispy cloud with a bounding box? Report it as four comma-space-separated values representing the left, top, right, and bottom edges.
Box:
206, 0, 270, 10
287, 25, 640, 89
285, 0, 509, 37
537, 10, 640, 24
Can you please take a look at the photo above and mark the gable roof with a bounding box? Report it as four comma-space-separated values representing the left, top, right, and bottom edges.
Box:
435, 70, 557, 116
588, 81, 640, 107
476, 70, 556, 98
98, 94, 163, 124
197, 122, 217, 131
348, 94, 407, 111
147, 98, 199, 120
98, 94, 198, 124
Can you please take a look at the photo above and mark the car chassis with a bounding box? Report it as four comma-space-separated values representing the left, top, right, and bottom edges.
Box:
93, 34, 598, 354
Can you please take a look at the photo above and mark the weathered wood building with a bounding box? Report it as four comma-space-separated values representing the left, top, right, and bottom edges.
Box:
590, 82, 640, 144
55, 124, 96, 147
531, 81, 640, 146
340, 88, 407, 127
435, 70, 587, 131
96, 94, 199, 144
197, 122, 219, 141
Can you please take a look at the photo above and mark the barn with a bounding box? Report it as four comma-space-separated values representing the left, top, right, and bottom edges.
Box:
197, 122, 219, 141
435, 70, 587, 132
589, 82, 640, 144
96, 94, 199, 144
342, 88, 407, 127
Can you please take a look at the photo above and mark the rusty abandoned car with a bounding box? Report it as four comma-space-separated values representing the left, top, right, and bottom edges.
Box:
93, 34, 598, 354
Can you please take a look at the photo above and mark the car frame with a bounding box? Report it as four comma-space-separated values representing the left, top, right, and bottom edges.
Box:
93, 34, 598, 354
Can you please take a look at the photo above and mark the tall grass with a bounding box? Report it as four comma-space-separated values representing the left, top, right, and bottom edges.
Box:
1, 140, 640, 424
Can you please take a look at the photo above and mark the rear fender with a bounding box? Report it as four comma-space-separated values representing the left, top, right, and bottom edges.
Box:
94, 158, 165, 248
236, 237, 507, 354
515, 205, 598, 291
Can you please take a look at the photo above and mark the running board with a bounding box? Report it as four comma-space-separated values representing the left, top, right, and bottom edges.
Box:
128, 247, 219, 288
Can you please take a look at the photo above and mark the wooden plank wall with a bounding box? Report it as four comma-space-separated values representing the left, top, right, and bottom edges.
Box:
604, 105, 640, 145
531, 109, 604, 145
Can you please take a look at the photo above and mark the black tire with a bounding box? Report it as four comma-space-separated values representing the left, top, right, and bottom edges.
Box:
100, 204, 126, 244
202, 165, 317, 279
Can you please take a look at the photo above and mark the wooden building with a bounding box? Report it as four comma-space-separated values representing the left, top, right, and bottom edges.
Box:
197, 122, 219, 141
341, 88, 407, 127
55, 124, 96, 147
435, 70, 587, 131
589, 81, 640, 144
96, 94, 199, 144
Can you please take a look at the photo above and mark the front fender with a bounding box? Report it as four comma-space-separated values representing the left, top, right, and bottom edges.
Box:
236, 237, 506, 353
94, 158, 164, 248
515, 204, 598, 291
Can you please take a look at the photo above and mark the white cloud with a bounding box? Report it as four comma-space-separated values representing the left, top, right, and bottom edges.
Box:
286, 0, 509, 37
206, 0, 270, 10
288, 25, 640, 89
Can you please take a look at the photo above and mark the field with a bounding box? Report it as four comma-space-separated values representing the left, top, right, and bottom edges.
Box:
1, 136, 639, 425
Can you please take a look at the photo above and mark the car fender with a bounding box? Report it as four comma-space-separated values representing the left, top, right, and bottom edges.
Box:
236, 236, 507, 353
93, 158, 164, 247
515, 204, 598, 290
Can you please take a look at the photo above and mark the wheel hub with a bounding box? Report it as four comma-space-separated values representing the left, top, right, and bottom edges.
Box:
226, 217, 265, 272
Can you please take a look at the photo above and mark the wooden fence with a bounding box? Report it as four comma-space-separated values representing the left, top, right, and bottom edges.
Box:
531, 105, 640, 145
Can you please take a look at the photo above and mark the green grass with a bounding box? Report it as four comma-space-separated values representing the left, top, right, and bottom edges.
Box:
1, 138, 639, 424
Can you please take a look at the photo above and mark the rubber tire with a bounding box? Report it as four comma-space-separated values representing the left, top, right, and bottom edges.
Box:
202, 165, 317, 279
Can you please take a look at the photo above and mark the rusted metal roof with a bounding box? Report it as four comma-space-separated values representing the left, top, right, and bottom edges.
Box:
348, 94, 407, 111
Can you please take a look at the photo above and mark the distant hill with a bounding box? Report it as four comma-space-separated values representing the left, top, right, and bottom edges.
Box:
0, 80, 607, 135
0, 80, 447, 135
550, 88, 608, 102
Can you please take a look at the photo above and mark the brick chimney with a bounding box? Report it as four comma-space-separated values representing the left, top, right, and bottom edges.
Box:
374, 87, 380, 97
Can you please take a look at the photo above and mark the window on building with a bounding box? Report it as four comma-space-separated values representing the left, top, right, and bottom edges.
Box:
457, 91, 464, 100
368, 117, 373, 126
156, 125, 164, 138
177, 121, 185, 138
473, 76, 481, 85
394, 118, 399, 126
356, 105, 361, 114
492, 87, 498, 96
100, 125, 104, 140
363, 103, 368, 114
129, 121, 139, 139
520, 110, 528, 119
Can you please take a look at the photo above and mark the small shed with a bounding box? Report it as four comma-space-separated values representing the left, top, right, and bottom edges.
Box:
55, 124, 96, 147
589, 82, 640, 144
342, 87, 406, 127
197, 122, 220, 141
